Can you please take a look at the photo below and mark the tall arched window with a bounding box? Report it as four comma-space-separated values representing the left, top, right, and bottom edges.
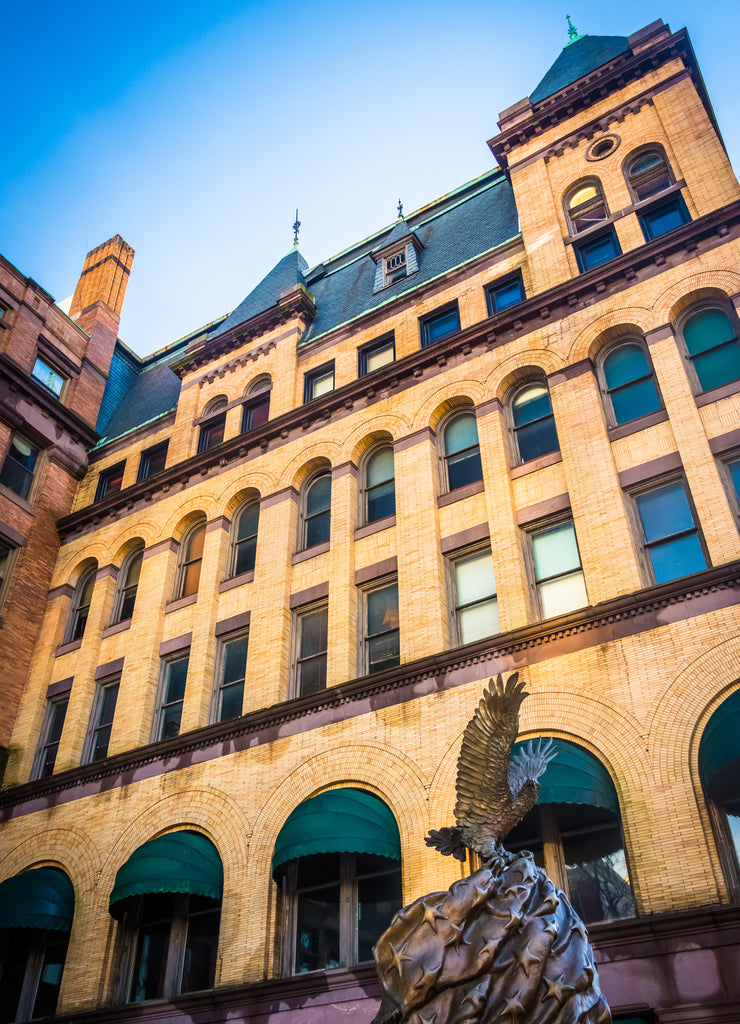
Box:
110, 832, 222, 1003
507, 739, 635, 924
229, 500, 259, 577
0, 868, 74, 1022
699, 690, 740, 896
565, 179, 621, 271
442, 412, 483, 491
176, 519, 206, 599
625, 148, 689, 240
198, 397, 227, 453
241, 376, 271, 433
66, 567, 96, 642
273, 789, 402, 975
600, 340, 663, 426
680, 305, 740, 394
112, 544, 144, 623
511, 383, 559, 464
301, 473, 331, 549
363, 446, 395, 523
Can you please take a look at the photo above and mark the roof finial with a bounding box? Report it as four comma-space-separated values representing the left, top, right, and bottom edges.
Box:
292, 209, 301, 248
397, 198, 404, 220
565, 14, 583, 45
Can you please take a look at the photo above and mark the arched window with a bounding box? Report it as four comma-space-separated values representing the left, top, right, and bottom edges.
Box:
241, 376, 271, 433
511, 383, 559, 464
699, 690, 740, 895
110, 832, 222, 1003
301, 473, 331, 549
229, 500, 259, 577
565, 179, 621, 272
680, 305, 740, 394
507, 740, 635, 924
442, 412, 483, 491
176, 519, 206, 599
273, 789, 402, 975
363, 446, 395, 523
112, 544, 144, 623
198, 397, 227, 453
625, 148, 689, 240
66, 567, 96, 642
0, 867, 74, 1022
600, 340, 663, 426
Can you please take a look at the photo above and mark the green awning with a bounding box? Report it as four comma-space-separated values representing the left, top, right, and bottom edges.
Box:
272, 788, 401, 879
0, 868, 74, 932
512, 739, 618, 813
109, 832, 223, 920
699, 689, 740, 795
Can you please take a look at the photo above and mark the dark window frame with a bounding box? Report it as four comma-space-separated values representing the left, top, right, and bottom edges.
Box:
361, 576, 400, 676
299, 472, 331, 551
623, 144, 675, 204
509, 380, 560, 466
676, 301, 740, 397
212, 630, 249, 723
292, 600, 329, 697
361, 444, 396, 525
419, 302, 460, 349
573, 226, 622, 273
564, 177, 610, 235
197, 398, 228, 454
484, 271, 525, 317
228, 499, 260, 578
31, 354, 67, 397
358, 334, 395, 377
303, 362, 335, 404
0, 432, 41, 502
596, 337, 664, 428
526, 514, 588, 621
449, 545, 500, 647
95, 461, 126, 502
65, 567, 96, 643
175, 519, 206, 599
137, 441, 169, 482
440, 409, 484, 492
629, 475, 709, 586
31, 694, 70, 780
152, 651, 190, 742
0, 536, 20, 613
82, 674, 120, 763
636, 193, 690, 241
112, 545, 144, 624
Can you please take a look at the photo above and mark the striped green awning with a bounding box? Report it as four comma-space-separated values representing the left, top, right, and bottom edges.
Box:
0, 868, 74, 932
109, 832, 223, 920
699, 689, 740, 795
272, 789, 401, 879
512, 739, 618, 813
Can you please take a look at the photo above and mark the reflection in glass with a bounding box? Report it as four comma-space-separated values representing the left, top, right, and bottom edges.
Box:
444, 413, 483, 491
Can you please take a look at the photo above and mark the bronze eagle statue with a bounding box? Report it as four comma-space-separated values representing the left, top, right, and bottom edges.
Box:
425, 673, 557, 864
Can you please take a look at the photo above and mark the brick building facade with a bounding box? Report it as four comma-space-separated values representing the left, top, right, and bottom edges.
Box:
1, 17, 739, 1024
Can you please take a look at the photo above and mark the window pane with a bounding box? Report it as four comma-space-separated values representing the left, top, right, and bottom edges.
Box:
243, 395, 270, 431
684, 309, 735, 355
489, 278, 524, 313
305, 510, 330, 548
298, 655, 327, 695
563, 824, 635, 923
310, 370, 334, 398
459, 599, 500, 644
447, 448, 483, 490
32, 941, 68, 1018
456, 552, 496, 604
367, 480, 395, 522
569, 185, 598, 208
0, 436, 38, 499
610, 377, 662, 425
635, 482, 695, 543
368, 631, 400, 672
603, 344, 650, 389
648, 534, 707, 584
729, 459, 740, 499
367, 584, 398, 635
125, 550, 143, 589
182, 561, 201, 597
424, 308, 459, 345
234, 535, 257, 575
187, 525, 205, 560
539, 570, 588, 618
130, 919, 170, 1001
516, 416, 559, 463
165, 659, 189, 703
220, 681, 244, 720
365, 343, 394, 373
642, 199, 688, 239
629, 152, 663, 178
693, 344, 740, 392
32, 357, 65, 396
577, 231, 619, 271
367, 448, 394, 487
357, 867, 403, 963
236, 503, 259, 541
512, 386, 551, 427
306, 476, 331, 516
181, 905, 220, 993
533, 522, 581, 579
300, 609, 328, 658
444, 413, 479, 455
160, 702, 183, 739
223, 636, 248, 685
295, 885, 341, 972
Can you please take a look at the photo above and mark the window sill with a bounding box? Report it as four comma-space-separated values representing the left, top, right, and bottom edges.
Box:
219, 570, 255, 593
292, 541, 330, 564
437, 479, 485, 507
101, 619, 132, 639
55, 638, 82, 657
509, 451, 562, 479
165, 593, 197, 614
354, 516, 396, 540
607, 408, 669, 441
0, 483, 34, 514
694, 377, 740, 408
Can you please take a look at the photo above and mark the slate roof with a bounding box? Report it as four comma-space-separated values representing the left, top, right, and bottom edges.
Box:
373, 218, 417, 254
530, 34, 630, 104
211, 248, 309, 340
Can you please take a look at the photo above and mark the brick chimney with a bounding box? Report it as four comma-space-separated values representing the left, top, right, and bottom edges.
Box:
69, 234, 134, 321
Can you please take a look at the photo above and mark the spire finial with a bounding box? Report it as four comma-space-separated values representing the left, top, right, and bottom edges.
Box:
292, 209, 301, 248
565, 14, 582, 45
397, 198, 404, 220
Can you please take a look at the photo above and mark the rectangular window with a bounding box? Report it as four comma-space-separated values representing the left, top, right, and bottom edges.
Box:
364, 580, 400, 674
294, 603, 328, 696
638, 195, 690, 242
0, 433, 40, 500
574, 228, 621, 273
304, 363, 335, 403
420, 304, 460, 348
32, 696, 69, 780
95, 461, 126, 501
137, 441, 169, 482
83, 676, 120, 763
531, 519, 588, 619
0, 538, 18, 610
214, 632, 249, 721
241, 393, 270, 433
31, 356, 66, 397
485, 273, 525, 317
725, 456, 740, 504
633, 479, 708, 584
359, 334, 395, 376
154, 653, 189, 741
452, 548, 499, 644
384, 249, 407, 287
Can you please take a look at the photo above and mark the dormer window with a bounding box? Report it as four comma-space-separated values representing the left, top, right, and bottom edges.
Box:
371, 224, 423, 294
384, 249, 407, 286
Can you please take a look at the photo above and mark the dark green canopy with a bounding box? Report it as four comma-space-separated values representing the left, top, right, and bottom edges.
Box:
512, 739, 618, 813
699, 690, 740, 793
0, 868, 74, 932
109, 831, 223, 920
272, 788, 400, 879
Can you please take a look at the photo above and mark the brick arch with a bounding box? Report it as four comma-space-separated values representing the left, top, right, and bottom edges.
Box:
50, 548, 102, 588
276, 440, 342, 491
410, 380, 488, 433
109, 534, 147, 568
484, 349, 565, 401
218, 484, 262, 520
566, 306, 654, 363
0, 826, 101, 897
652, 270, 740, 325
214, 470, 276, 512
163, 506, 209, 543
342, 411, 409, 463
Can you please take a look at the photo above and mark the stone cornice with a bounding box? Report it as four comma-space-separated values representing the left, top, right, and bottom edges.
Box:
0, 353, 99, 448
58, 199, 740, 543
3, 559, 740, 819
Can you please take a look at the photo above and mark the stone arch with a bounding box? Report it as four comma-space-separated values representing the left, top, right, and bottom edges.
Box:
109, 534, 147, 568
342, 412, 408, 464
410, 381, 487, 433
164, 506, 210, 543
217, 483, 263, 520
277, 441, 342, 491
567, 307, 654, 364
653, 272, 740, 325
486, 350, 565, 401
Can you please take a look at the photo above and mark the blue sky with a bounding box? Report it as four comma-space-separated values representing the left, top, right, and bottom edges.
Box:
2, 1, 738, 356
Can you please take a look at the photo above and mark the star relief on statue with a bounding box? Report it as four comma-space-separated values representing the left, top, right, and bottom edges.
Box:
370, 674, 612, 1024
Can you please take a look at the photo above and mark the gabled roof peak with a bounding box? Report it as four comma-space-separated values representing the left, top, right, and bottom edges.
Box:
530, 32, 630, 105
212, 247, 309, 340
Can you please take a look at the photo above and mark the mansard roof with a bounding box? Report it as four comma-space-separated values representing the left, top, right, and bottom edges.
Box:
530, 33, 630, 104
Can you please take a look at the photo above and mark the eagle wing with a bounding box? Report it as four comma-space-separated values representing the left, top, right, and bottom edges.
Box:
454, 674, 528, 827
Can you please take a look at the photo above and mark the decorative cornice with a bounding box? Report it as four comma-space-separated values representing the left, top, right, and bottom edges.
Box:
3, 559, 740, 819
56, 200, 740, 543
